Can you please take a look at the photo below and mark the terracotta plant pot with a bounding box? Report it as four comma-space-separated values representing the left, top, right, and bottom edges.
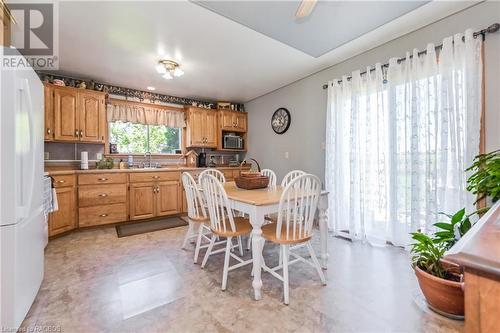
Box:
414, 265, 464, 316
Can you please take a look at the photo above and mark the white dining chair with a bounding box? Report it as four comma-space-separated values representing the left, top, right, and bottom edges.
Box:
261, 174, 326, 304
261, 168, 277, 187
281, 169, 306, 187
181, 172, 221, 263
199, 168, 226, 185
200, 174, 253, 291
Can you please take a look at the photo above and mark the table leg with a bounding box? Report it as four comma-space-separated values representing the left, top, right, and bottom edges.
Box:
318, 194, 329, 269
249, 207, 265, 300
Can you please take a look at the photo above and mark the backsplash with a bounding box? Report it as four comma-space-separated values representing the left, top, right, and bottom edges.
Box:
44, 142, 104, 161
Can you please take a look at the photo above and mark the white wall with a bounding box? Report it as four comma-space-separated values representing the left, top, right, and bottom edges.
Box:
246, 2, 500, 181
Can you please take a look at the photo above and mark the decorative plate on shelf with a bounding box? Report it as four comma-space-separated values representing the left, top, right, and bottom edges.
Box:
271, 107, 291, 134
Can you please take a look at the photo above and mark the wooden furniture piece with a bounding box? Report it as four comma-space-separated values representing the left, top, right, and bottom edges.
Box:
48, 174, 77, 236
129, 171, 181, 220
260, 174, 326, 304
445, 201, 500, 333
185, 107, 218, 148
181, 172, 213, 263
0, 2, 11, 47
45, 84, 106, 143
78, 173, 128, 227
199, 174, 252, 291
217, 181, 329, 301
261, 169, 277, 187
219, 110, 247, 132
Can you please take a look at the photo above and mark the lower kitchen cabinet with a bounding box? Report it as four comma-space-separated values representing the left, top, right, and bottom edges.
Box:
129, 180, 181, 220
156, 181, 181, 216
129, 182, 156, 220
48, 186, 76, 236
79, 203, 127, 227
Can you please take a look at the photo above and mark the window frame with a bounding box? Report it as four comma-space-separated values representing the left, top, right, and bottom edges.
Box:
105, 122, 185, 158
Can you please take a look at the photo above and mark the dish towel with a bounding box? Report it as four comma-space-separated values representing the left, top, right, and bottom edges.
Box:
43, 176, 58, 220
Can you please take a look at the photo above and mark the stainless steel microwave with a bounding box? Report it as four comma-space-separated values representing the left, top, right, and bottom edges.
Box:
223, 134, 243, 149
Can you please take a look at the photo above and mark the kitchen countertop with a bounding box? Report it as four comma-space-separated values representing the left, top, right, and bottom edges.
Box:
45, 166, 248, 176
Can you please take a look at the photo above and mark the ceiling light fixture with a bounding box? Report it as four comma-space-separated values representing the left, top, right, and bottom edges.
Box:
156, 59, 184, 80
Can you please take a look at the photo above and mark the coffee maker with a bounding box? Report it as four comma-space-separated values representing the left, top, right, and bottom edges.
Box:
197, 151, 206, 167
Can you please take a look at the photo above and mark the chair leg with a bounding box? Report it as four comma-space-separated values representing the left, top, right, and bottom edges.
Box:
278, 246, 283, 266
246, 233, 252, 250
201, 235, 216, 269
182, 222, 194, 249
237, 236, 244, 256
222, 237, 232, 291
193, 223, 205, 264
307, 242, 326, 285
282, 244, 290, 305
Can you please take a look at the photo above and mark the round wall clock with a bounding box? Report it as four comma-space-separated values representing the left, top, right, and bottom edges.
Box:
271, 108, 291, 134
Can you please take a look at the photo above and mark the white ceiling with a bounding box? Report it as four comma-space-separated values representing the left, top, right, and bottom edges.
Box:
55, 1, 478, 103
194, 1, 429, 57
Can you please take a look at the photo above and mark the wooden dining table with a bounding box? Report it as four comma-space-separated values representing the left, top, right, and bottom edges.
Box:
222, 181, 329, 301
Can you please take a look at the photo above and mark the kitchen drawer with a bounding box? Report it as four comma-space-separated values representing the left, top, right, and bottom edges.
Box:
78, 184, 127, 207
129, 171, 180, 183
79, 203, 127, 227
78, 173, 127, 185
52, 174, 75, 188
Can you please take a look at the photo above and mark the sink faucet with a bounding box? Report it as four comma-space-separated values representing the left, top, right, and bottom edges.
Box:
144, 152, 152, 168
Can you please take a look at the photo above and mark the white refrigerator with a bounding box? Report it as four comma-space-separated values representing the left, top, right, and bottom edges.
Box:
0, 47, 46, 330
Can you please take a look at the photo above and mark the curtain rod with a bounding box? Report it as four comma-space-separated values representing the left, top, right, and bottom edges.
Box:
322, 22, 500, 90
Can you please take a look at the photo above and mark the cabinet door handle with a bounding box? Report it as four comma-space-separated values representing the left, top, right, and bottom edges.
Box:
156, 186, 160, 193
47, 128, 51, 134
75, 129, 79, 137
56, 180, 65, 183
99, 193, 108, 197
152, 175, 160, 179
98, 177, 108, 181
99, 214, 108, 217
80, 130, 83, 137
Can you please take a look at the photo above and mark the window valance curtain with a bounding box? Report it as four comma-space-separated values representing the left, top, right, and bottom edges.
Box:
325, 29, 482, 247
107, 101, 186, 128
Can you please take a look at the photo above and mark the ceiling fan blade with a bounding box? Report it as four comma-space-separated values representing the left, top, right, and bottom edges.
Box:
295, 0, 317, 18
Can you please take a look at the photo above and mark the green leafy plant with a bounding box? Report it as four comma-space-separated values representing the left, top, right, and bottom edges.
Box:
433, 207, 490, 250
410, 232, 447, 279
466, 149, 500, 203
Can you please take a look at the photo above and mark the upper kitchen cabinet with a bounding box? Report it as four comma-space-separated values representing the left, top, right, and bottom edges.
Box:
78, 91, 106, 142
44, 84, 54, 140
219, 110, 247, 132
46, 84, 106, 143
185, 107, 218, 148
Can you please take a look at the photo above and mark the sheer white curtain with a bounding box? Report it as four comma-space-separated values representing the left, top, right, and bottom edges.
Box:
325, 29, 482, 247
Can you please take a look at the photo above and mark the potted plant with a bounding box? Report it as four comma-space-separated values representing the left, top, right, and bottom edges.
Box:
411, 149, 500, 317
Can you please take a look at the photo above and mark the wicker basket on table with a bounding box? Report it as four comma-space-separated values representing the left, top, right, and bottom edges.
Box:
235, 158, 269, 190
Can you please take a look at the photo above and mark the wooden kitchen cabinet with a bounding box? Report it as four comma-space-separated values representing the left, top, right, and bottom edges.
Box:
53, 87, 79, 141
48, 186, 76, 236
219, 110, 247, 132
78, 91, 106, 142
185, 107, 218, 148
129, 182, 156, 220
1, 5, 11, 47
156, 181, 181, 216
48, 84, 106, 143
44, 84, 54, 141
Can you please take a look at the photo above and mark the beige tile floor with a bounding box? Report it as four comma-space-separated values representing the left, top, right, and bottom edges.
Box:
21, 225, 464, 333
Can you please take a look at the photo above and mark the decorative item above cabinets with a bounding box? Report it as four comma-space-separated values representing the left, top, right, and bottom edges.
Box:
271, 107, 291, 134
44, 83, 107, 143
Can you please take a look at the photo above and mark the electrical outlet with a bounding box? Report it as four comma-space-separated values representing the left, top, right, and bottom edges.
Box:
96, 153, 103, 160
284, 152, 289, 159
44, 152, 49, 160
